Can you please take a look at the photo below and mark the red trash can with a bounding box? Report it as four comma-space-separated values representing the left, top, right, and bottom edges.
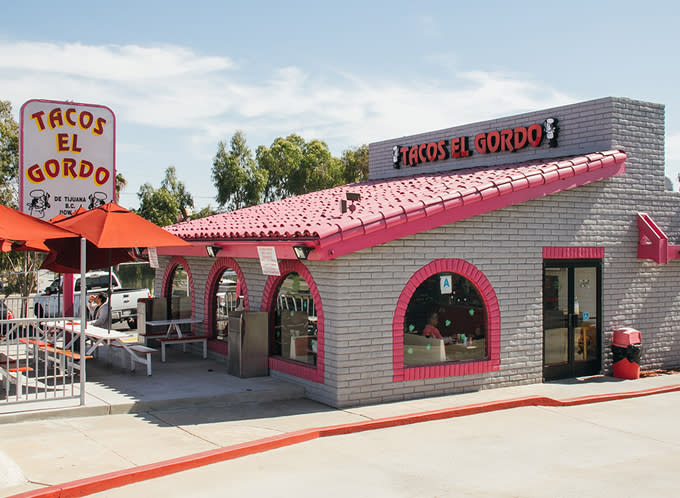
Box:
611, 328, 642, 379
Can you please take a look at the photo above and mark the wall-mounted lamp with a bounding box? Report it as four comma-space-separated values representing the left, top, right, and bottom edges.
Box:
206, 246, 222, 257
293, 245, 313, 260
341, 192, 361, 213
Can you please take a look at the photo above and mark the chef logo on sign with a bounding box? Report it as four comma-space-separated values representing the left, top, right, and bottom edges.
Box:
27, 189, 51, 218
543, 117, 559, 147
88, 191, 108, 209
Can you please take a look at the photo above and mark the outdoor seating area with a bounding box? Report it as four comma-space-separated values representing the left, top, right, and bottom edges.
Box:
138, 296, 207, 362
1, 318, 81, 401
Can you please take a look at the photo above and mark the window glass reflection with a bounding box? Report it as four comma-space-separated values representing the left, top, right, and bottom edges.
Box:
169, 265, 190, 297
214, 269, 239, 342
403, 273, 488, 366
271, 273, 316, 366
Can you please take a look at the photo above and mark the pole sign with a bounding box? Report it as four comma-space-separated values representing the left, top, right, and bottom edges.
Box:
19, 99, 115, 219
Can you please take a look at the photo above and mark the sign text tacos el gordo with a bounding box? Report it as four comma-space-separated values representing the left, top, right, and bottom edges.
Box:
20, 99, 115, 219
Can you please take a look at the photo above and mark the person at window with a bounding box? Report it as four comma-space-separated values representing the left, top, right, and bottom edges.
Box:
88, 293, 109, 327
423, 312, 454, 344
423, 312, 443, 339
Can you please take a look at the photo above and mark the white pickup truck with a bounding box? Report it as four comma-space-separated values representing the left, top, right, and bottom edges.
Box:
33, 271, 151, 328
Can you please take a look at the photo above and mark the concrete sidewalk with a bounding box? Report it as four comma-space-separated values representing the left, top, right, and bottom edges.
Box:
0, 360, 679, 497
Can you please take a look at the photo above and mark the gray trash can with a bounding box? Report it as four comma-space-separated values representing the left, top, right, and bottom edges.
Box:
228, 311, 269, 377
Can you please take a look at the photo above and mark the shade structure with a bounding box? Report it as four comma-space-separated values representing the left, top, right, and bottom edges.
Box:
0, 238, 50, 253
40, 202, 190, 273
0, 204, 78, 245
40, 239, 136, 273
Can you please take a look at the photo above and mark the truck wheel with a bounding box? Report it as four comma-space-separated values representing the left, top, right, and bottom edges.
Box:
34, 304, 45, 318
127, 318, 137, 330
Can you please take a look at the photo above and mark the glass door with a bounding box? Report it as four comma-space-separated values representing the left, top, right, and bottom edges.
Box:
543, 261, 601, 381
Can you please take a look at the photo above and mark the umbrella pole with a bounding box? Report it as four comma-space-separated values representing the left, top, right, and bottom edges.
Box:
107, 250, 112, 333
79, 237, 87, 405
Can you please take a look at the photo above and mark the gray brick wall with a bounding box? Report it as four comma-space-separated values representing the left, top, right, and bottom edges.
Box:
156, 97, 680, 408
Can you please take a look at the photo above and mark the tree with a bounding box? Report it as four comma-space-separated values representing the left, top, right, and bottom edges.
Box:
293, 139, 344, 195
115, 173, 127, 203
256, 134, 305, 202
256, 134, 345, 202
136, 166, 195, 226
213, 131, 369, 207
212, 131, 267, 210
0, 100, 18, 208
191, 206, 217, 219
0, 100, 43, 303
160, 166, 194, 219
341, 144, 369, 184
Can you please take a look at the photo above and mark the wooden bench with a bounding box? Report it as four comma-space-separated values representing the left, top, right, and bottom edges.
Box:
157, 335, 208, 362
19, 338, 92, 373
139, 332, 168, 346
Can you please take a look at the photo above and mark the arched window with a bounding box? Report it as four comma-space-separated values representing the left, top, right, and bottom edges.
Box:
261, 260, 324, 383
161, 256, 194, 320
166, 265, 189, 297
393, 259, 500, 381
271, 272, 316, 366
204, 258, 248, 344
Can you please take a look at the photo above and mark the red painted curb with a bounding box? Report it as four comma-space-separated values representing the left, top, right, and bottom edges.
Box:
9, 383, 680, 498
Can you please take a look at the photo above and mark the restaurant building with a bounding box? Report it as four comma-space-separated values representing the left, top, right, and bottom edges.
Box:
156, 97, 680, 408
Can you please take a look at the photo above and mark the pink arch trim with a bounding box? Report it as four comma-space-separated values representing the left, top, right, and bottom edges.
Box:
160, 257, 196, 333
204, 258, 249, 345
161, 256, 194, 299
261, 260, 324, 383
393, 259, 501, 381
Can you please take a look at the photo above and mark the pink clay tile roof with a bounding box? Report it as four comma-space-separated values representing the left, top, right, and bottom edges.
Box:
167, 150, 626, 259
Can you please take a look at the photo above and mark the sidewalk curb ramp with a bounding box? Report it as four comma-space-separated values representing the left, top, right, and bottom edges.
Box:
9, 383, 680, 498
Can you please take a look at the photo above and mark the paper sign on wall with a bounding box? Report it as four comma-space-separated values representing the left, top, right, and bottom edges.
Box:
147, 247, 158, 269
440, 274, 452, 294
257, 246, 280, 276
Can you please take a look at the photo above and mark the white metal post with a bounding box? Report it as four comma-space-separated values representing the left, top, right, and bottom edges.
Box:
79, 237, 87, 405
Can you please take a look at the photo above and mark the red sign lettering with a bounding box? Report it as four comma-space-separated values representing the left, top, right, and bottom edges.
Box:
393, 118, 557, 168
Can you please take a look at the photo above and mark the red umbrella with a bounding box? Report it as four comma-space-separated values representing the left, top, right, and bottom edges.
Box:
0, 204, 78, 246
40, 202, 190, 273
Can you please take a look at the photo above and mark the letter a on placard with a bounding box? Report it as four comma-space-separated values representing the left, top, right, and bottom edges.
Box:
440, 274, 452, 294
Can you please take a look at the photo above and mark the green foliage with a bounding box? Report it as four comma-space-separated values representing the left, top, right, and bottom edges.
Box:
191, 205, 217, 219
214, 131, 369, 209
212, 131, 267, 210
341, 144, 369, 184
0, 100, 40, 298
115, 173, 127, 203
0, 100, 18, 208
135, 166, 194, 226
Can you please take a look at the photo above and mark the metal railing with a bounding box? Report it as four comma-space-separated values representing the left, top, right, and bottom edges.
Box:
1, 295, 85, 406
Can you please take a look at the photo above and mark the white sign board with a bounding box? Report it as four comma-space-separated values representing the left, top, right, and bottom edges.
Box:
257, 246, 280, 276
19, 99, 116, 219
147, 247, 159, 269
440, 274, 452, 294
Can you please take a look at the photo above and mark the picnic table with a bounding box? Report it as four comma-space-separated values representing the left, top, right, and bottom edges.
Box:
143, 318, 207, 362
43, 321, 157, 376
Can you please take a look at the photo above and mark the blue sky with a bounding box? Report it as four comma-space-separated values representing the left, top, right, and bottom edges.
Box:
2, 1, 679, 210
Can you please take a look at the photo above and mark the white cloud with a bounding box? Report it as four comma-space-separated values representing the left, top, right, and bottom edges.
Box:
1, 40, 577, 162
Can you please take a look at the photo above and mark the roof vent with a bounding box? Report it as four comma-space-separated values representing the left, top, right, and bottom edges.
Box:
341, 192, 361, 213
